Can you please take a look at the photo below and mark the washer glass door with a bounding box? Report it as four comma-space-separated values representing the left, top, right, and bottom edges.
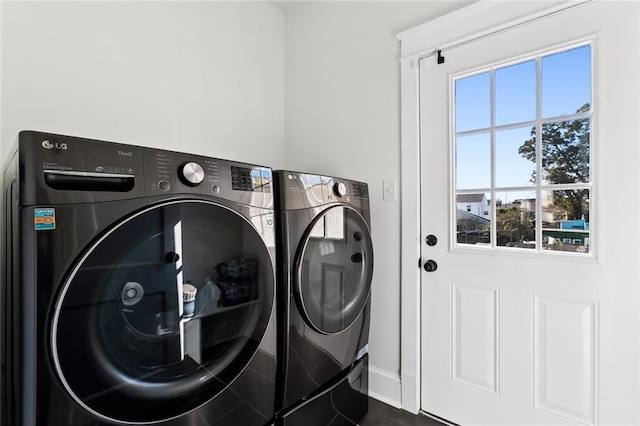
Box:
52, 200, 274, 423
295, 206, 373, 334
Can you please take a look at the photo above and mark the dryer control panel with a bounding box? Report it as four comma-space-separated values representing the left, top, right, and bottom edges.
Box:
321, 176, 369, 212
274, 170, 369, 212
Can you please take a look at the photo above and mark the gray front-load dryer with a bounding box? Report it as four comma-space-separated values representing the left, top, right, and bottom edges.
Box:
274, 171, 373, 426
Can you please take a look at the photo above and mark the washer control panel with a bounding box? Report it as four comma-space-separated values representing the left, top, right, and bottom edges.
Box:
143, 147, 272, 207
149, 150, 221, 194
17, 130, 273, 207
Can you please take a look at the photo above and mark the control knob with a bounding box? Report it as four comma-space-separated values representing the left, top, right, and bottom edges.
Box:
179, 162, 205, 186
333, 182, 347, 198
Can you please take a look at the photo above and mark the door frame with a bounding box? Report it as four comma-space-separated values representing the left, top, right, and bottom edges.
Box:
395, 0, 600, 414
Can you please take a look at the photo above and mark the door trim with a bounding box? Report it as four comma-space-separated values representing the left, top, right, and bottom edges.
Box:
396, 0, 594, 414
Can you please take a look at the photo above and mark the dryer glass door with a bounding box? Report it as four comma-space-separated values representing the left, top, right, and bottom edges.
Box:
295, 206, 373, 334
51, 200, 274, 423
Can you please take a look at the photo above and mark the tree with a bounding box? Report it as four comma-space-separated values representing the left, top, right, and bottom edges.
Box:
518, 103, 590, 220
496, 206, 534, 246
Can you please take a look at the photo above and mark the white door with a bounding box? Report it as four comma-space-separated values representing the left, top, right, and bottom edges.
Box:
420, 2, 638, 425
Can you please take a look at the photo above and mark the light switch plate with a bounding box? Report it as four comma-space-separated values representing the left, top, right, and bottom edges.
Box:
383, 179, 397, 201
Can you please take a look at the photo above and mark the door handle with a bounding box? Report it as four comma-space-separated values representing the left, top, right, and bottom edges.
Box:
423, 259, 438, 272
165, 251, 180, 263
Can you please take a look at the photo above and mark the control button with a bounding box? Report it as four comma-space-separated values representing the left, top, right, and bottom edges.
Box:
179, 162, 205, 186
333, 182, 347, 198
158, 180, 170, 191
212, 185, 220, 194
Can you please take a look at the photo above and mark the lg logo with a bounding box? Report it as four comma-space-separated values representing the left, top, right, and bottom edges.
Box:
42, 140, 68, 150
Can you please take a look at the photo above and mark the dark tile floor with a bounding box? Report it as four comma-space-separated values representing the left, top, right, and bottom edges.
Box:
359, 398, 448, 426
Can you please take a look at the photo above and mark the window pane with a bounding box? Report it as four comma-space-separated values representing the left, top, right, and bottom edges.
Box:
542, 45, 591, 119
542, 189, 590, 253
495, 191, 536, 249
496, 126, 536, 187
496, 60, 536, 126
450, 44, 592, 255
456, 133, 490, 189
455, 72, 490, 132
456, 192, 491, 246
541, 118, 590, 184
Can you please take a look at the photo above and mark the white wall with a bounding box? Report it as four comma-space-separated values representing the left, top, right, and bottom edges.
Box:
0, 0, 474, 411
1, 1, 284, 167
279, 1, 470, 406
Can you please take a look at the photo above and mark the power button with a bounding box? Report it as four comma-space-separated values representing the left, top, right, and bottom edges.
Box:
158, 180, 171, 191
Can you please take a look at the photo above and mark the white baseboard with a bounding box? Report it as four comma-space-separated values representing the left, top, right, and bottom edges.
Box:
368, 366, 402, 409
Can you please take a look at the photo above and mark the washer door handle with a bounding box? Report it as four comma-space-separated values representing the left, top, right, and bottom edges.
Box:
165, 251, 180, 263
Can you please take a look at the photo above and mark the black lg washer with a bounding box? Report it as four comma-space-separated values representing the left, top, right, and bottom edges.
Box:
1, 131, 277, 425
274, 171, 373, 425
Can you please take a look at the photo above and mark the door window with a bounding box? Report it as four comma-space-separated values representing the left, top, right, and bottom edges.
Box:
454, 44, 592, 254
52, 200, 274, 423
295, 206, 373, 334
